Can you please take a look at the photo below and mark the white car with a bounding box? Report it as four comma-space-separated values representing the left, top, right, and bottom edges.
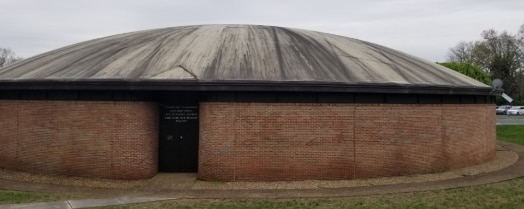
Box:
496, 105, 512, 114
506, 106, 524, 115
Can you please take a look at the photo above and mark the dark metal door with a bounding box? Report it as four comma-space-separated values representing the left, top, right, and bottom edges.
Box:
158, 104, 199, 172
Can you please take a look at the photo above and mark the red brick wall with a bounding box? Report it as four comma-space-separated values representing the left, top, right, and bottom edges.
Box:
0, 100, 496, 181
199, 103, 496, 181
0, 100, 158, 180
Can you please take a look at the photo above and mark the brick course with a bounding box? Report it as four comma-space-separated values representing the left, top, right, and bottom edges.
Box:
0, 100, 158, 179
199, 103, 496, 181
0, 100, 496, 181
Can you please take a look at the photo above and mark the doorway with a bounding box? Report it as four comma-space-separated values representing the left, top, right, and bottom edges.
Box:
158, 103, 199, 172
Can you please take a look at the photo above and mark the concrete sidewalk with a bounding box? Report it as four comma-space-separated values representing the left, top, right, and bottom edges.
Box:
2, 141, 524, 209
1, 197, 173, 209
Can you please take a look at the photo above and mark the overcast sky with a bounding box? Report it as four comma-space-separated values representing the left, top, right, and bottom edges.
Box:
1, 0, 523, 62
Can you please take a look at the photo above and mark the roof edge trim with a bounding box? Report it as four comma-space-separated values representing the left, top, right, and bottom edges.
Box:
0, 80, 492, 95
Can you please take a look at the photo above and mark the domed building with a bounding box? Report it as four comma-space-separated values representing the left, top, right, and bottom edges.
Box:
0, 25, 495, 181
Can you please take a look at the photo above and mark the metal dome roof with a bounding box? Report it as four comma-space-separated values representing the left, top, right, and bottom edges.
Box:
0, 24, 490, 94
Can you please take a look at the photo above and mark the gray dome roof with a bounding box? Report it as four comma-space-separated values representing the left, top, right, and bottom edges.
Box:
0, 24, 489, 94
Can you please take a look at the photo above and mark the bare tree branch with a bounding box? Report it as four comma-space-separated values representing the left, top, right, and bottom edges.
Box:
0, 47, 22, 68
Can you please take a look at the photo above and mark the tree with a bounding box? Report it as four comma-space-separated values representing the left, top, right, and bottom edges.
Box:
481, 30, 521, 96
447, 41, 483, 64
517, 25, 524, 101
438, 62, 491, 85
447, 25, 523, 103
0, 48, 22, 68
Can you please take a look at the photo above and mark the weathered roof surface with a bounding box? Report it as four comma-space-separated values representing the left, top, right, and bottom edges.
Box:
0, 24, 490, 94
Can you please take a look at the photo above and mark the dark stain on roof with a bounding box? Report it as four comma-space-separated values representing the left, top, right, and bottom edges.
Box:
0, 24, 490, 94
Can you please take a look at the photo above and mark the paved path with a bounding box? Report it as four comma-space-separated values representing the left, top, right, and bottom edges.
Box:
0, 197, 173, 209
497, 115, 524, 125
1, 141, 524, 209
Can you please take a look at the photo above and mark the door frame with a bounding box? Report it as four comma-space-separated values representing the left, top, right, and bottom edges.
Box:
158, 99, 200, 172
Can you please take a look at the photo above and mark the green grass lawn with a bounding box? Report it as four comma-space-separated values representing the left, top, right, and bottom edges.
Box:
95, 177, 524, 209
0, 190, 61, 204
497, 125, 524, 145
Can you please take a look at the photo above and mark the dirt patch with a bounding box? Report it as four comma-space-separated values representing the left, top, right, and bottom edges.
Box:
0, 169, 147, 189
0, 149, 518, 191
